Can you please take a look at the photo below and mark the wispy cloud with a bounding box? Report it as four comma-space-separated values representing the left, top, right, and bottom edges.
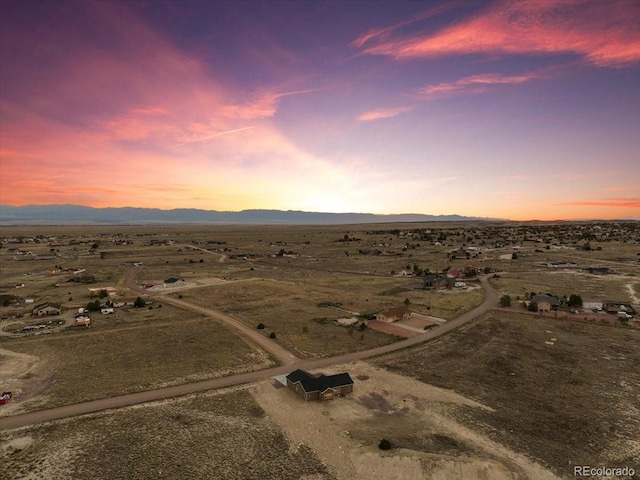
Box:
358, 105, 414, 121
559, 198, 640, 208
356, 0, 640, 67
175, 126, 255, 146
351, 2, 461, 49
419, 72, 544, 98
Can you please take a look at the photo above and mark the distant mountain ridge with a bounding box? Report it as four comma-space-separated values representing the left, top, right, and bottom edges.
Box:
0, 204, 502, 225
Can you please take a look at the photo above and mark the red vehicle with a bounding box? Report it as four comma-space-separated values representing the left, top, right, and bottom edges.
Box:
0, 391, 12, 405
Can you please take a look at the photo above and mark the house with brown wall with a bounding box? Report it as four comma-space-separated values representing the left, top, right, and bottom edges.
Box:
376, 306, 411, 323
286, 369, 354, 401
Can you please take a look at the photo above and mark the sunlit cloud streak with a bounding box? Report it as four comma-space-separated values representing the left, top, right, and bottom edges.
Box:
358, 106, 414, 121
559, 198, 640, 208
419, 72, 544, 98
356, 0, 640, 67
176, 126, 255, 146
351, 2, 461, 48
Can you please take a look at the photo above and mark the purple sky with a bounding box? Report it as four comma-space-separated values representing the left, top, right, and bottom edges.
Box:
1, 0, 639, 219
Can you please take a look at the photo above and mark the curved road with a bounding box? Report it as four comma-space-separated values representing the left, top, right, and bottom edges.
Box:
0, 275, 499, 430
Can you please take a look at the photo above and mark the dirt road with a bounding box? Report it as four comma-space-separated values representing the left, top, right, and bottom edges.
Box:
124, 266, 297, 365
178, 244, 227, 263
0, 276, 498, 430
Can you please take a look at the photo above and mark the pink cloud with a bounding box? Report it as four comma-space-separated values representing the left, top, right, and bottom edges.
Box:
420, 72, 544, 98
352, 2, 461, 49
357, 0, 640, 67
559, 198, 640, 208
358, 105, 414, 121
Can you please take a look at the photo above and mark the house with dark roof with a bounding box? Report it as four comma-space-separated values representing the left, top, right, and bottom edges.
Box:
423, 274, 450, 289
286, 369, 354, 402
532, 294, 559, 312
163, 277, 184, 287
32, 302, 62, 316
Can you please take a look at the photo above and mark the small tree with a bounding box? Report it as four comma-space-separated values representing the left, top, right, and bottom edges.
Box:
568, 294, 583, 308
257, 323, 266, 329
528, 301, 538, 312
86, 300, 101, 312
404, 298, 410, 307
378, 439, 393, 450
134, 296, 145, 308
269, 331, 276, 339
499, 295, 512, 307
98, 289, 109, 299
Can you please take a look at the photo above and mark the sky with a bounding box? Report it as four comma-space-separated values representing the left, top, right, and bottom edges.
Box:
1, 0, 639, 221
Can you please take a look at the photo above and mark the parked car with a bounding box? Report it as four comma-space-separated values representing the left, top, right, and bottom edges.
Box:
0, 391, 12, 405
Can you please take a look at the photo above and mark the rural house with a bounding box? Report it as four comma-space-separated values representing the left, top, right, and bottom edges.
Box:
532, 294, 559, 312
163, 277, 184, 287
377, 306, 411, 323
423, 274, 450, 289
286, 369, 354, 401
32, 302, 62, 316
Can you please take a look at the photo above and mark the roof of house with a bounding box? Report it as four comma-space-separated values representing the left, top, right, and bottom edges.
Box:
32, 302, 61, 310
532, 294, 559, 306
164, 277, 181, 283
286, 369, 353, 393
379, 306, 411, 317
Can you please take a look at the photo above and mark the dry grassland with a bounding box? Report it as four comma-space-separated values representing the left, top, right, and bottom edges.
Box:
373, 311, 640, 478
0, 388, 333, 480
1, 317, 268, 413
490, 271, 636, 302
178, 277, 401, 358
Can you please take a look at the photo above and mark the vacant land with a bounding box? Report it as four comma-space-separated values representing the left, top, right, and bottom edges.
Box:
0, 388, 333, 480
490, 270, 637, 303
373, 311, 640, 478
0, 317, 269, 414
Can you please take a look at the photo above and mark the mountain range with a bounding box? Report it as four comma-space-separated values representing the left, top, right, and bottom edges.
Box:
0, 205, 501, 225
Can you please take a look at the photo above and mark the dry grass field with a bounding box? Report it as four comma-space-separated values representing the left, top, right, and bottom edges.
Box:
0, 317, 269, 414
490, 270, 637, 303
1, 222, 639, 479
373, 311, 640, 478
0, 388, 334, 480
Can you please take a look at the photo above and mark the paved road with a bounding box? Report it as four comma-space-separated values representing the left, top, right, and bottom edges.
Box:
0, 275, 499, 431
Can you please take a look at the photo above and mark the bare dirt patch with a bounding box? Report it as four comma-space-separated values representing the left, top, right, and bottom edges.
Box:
251, 361, 557, 480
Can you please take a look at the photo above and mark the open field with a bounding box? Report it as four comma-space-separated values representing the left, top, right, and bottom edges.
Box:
0, 388, 333, 480
1, 222, 639, 478
490, 270, 638, 304
373, 311, 640, 478
0, 317, 269, 415
174, 273, 482, 357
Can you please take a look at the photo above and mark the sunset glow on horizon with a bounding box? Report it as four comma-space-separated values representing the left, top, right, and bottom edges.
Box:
1, 0, 639, 221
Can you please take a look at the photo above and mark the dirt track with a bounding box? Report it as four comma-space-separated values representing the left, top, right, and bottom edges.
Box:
0, 275, 499, 430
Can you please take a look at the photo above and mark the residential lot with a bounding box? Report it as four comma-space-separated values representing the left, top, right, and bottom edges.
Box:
0, 317, 268, 414
0, 388, 333, 480
373, 311, 640, 478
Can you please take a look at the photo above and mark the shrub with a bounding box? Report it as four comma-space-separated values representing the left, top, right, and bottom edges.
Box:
378, 439, 393, 450
86, 300, 101, 312
269, 331, 276, 339
499, 295, 512, 307
257, 323, 265, 329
